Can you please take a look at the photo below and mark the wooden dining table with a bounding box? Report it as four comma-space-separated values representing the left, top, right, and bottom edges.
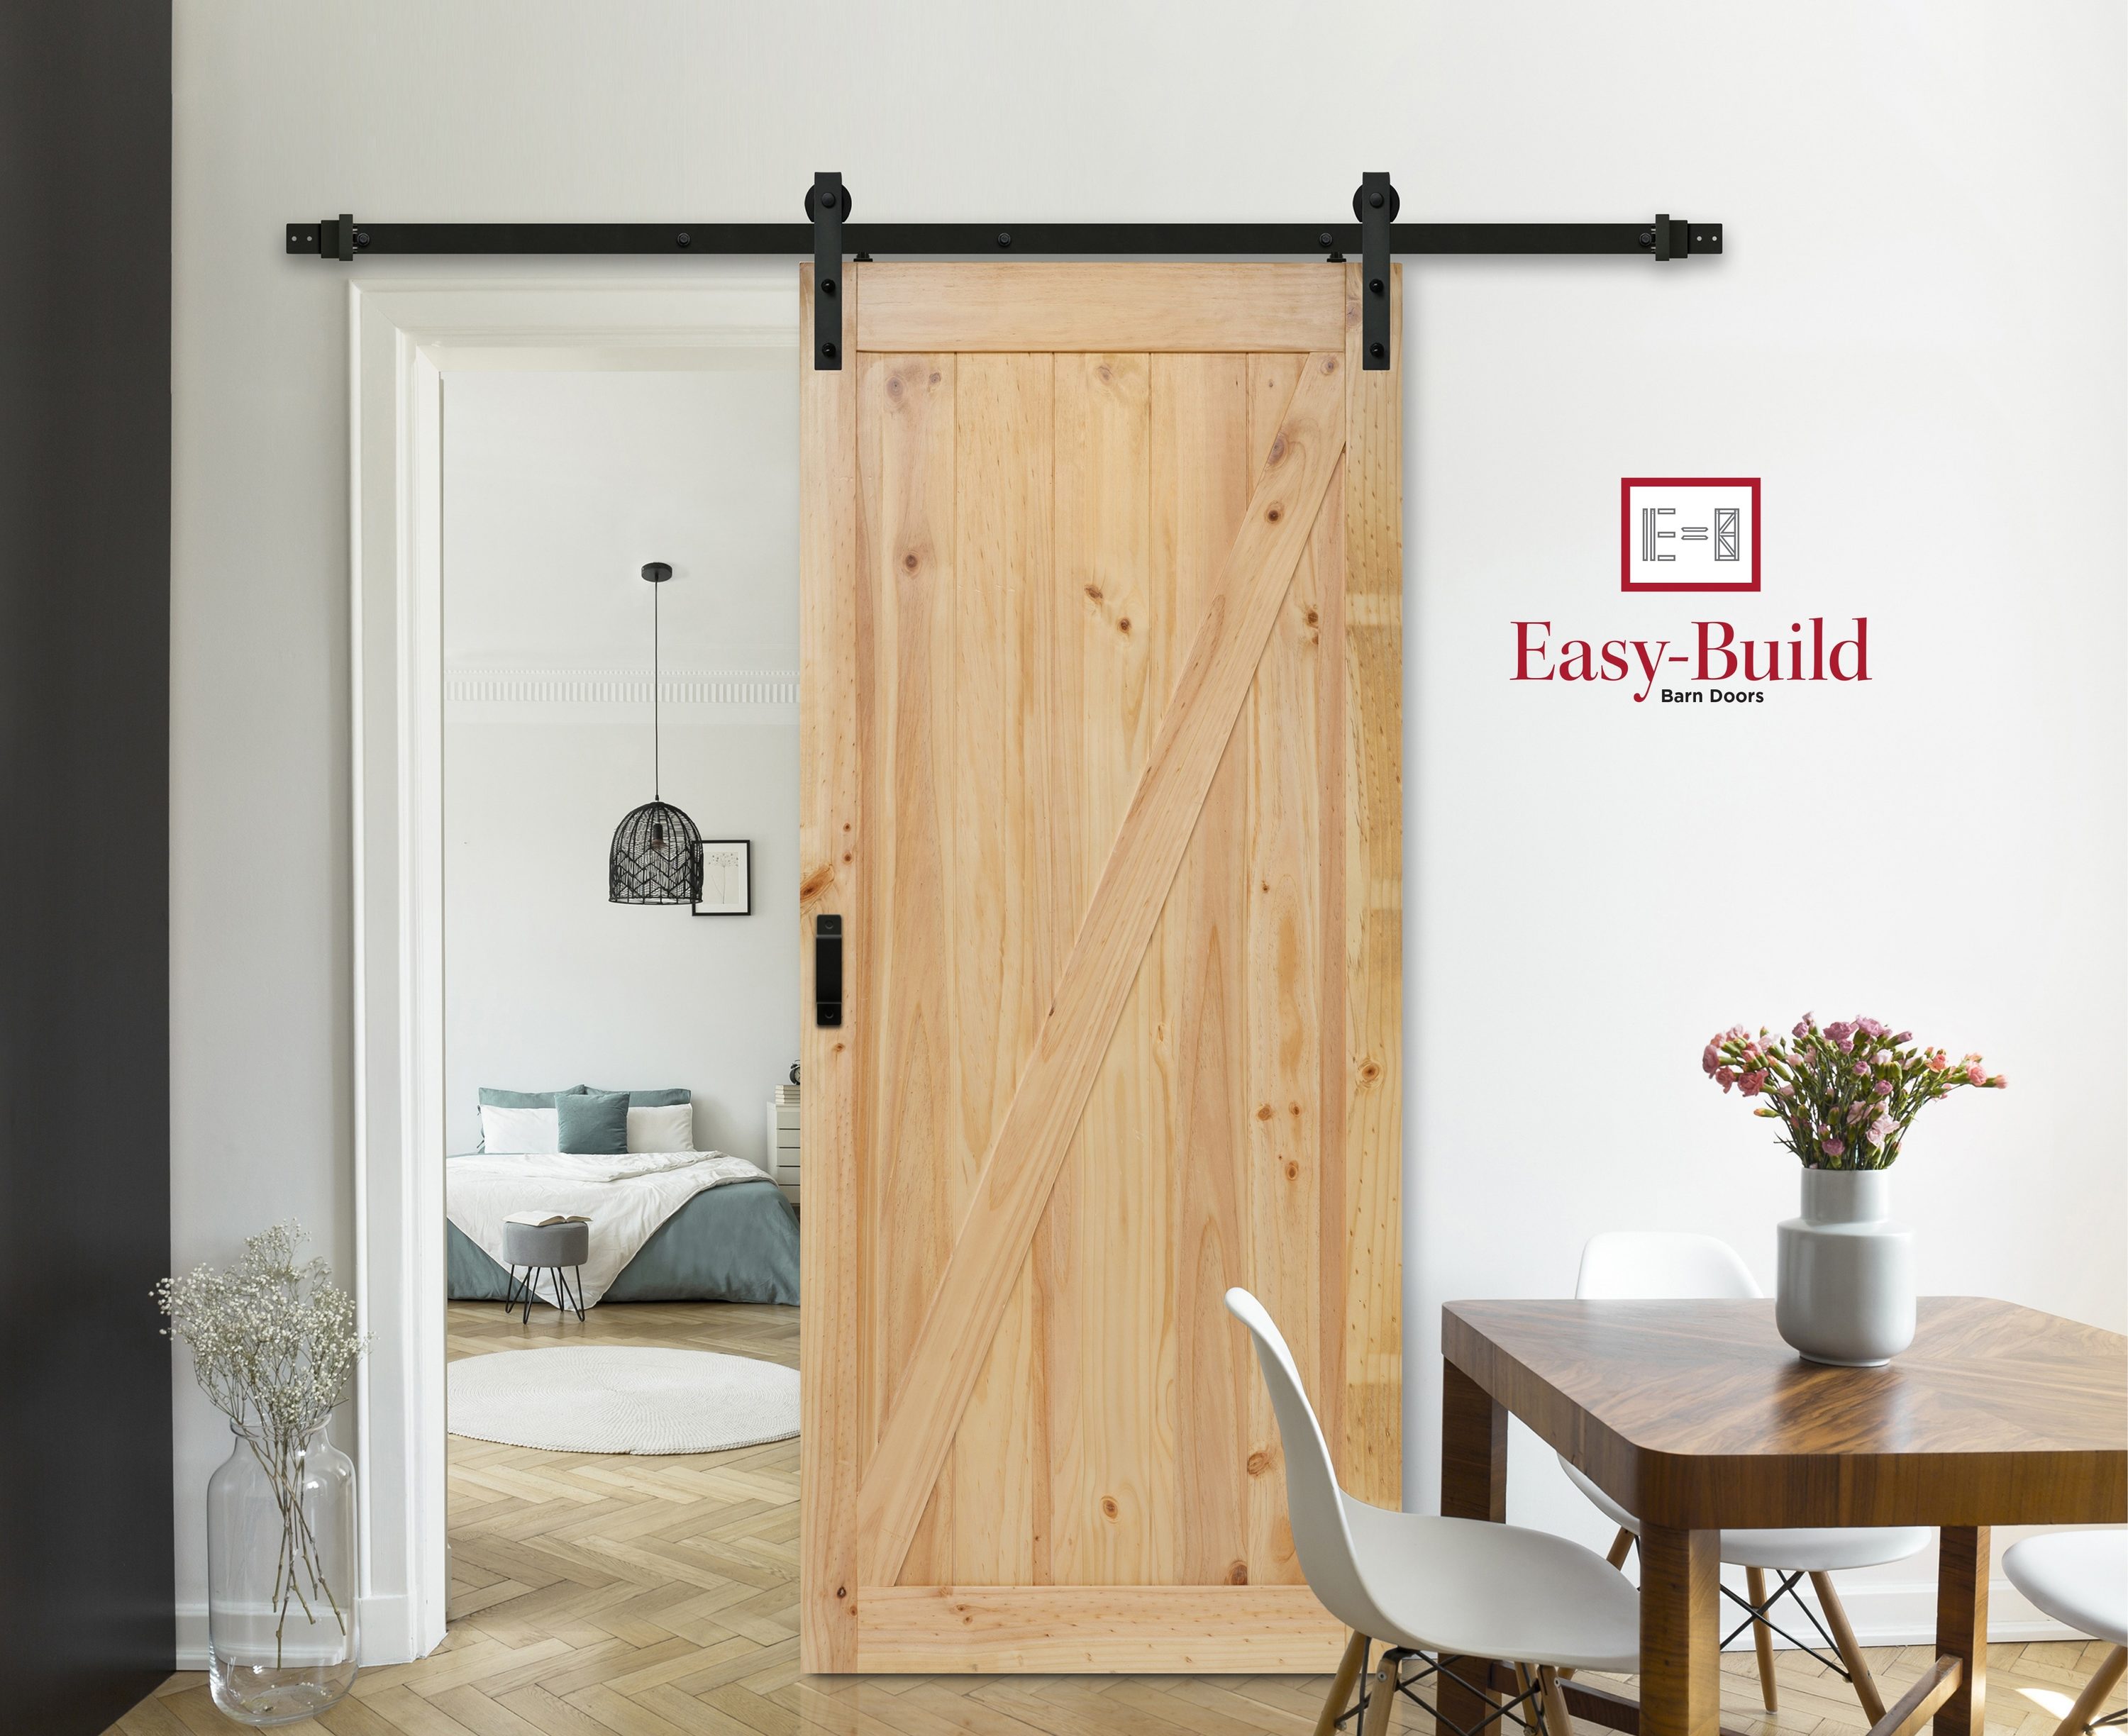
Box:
1437, 1296, 2127, 1736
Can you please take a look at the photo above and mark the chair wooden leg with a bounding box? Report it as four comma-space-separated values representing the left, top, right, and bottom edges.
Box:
1314, 1630, 1370, 1736
1361, 1650, 1401, 1736
2054, 1645, 2128, 1736
1606, 1526, 1636, 1570
1541, 1665, 1575, 1736
1810, 1570, 1886, 1725
1745, 1567, 1778, 1711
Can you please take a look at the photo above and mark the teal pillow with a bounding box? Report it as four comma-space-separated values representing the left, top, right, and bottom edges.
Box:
556, 1089, 631, 1155
477, 1085, 584, 1152
582, 1086, 690, 1108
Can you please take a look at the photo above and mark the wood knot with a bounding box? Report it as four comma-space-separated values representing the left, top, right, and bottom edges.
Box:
1265, 506, 1281, 523
1285, 1160, 1299, 1180
836, 1585, 848, 1599
1099, 1496, 1119, 1520
1246, 1450, 1271, 1476
1227, 1561, 1249, 1586
1358, 1059, 1382, 1084
1319, 355, 1339, 374
1117, 617, 1131, 634
1097, 364, 1112, 383
887, 376, 903, 397
1084, 583, 1103, 601
799, 869, 831, 898
903, 552, 919, 571
1290, 1101, 1302, 1116
1305, 608, 1319, 627
1256, 1103, 1274, 1122
929, 371, 941, 384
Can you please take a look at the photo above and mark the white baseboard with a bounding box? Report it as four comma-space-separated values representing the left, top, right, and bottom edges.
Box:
1733, 1575, 2074, 1649
177, 1593, 416, 1671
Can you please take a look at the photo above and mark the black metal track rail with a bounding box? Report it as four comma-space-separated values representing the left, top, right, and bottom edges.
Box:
287, 216, 1722, 261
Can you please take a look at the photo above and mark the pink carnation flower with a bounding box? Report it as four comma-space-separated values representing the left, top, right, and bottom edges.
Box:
1873, 1079, 1892, 1096
1714, 1067, 1736, 1092
1965, 1062, 1985, 1085
1823, 1137, 1846, 1159
1739, 1070, 1767, 1097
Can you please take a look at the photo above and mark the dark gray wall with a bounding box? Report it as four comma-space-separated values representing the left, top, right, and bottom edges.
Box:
0, 4, 174, 1729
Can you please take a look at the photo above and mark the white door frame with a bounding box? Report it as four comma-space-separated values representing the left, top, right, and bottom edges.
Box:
348, 272, 797, 1661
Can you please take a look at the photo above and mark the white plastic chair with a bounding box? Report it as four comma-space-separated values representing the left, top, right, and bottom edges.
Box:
1226, 1288, 1639, 1736
1564, 1232, 1932, 1720
2003, 1532, 2127, 1736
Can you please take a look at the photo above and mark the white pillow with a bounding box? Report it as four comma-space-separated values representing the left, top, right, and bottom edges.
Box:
479, 1104, 560, 1154
627, 1103, 695, 1153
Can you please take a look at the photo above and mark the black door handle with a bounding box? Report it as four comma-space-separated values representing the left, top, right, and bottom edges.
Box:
814, 914, 843, 1027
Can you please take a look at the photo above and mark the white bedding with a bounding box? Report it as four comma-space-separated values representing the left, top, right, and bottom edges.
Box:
447, 1149, 765, 1308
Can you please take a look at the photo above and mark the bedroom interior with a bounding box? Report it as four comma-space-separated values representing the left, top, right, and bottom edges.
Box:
437, 362, 803, 1525
2, 6, 2119, 1736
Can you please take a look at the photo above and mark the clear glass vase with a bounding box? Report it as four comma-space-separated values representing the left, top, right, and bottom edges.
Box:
206, 1420, 360, 1725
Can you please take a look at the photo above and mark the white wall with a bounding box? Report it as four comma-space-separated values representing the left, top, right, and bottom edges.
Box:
441, 368, 799, 1161
172, 0, 2124, 1645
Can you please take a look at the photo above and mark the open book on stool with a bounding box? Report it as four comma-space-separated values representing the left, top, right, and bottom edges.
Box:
504, 1211, 589, 1228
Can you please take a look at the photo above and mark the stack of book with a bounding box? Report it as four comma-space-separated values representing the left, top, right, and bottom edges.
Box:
767, 1080, 800, 1202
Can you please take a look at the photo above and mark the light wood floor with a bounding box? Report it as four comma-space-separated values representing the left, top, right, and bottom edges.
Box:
113, 1301, 2127, 1736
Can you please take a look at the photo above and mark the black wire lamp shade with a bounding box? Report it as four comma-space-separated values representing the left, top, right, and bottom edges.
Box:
608, 560, 705, 905
609, 800, 702, 903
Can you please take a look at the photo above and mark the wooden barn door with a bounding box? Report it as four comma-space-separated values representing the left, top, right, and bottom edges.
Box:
799, 262, 1402, 1674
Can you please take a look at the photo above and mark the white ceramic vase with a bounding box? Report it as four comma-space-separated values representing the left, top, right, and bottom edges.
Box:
1775, 1168, 1915, 1367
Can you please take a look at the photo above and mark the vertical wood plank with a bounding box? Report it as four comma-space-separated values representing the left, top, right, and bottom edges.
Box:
947, 353, 1056, 1586
1340, 264, 1403, 1508
1640, 1525, 1721, 1736
1050, 351, 1168, 1585
869, 352, 959, 1584
1934, 1527, 1990, 1736
799, 260, 865, 1672
1151, 351, 1253, 1589
1242, 351, 1321, 1587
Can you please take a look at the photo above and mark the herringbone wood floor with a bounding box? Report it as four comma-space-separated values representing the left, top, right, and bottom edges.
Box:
111, 1301, 2127, 1736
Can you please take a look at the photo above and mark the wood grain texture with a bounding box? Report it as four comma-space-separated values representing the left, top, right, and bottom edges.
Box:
858, 263, 1348, 354
868, 350, 963, 1585
1870, 1655, 1963, 1736
947, 351, 1056, 1588
798, 260, 864, 1672
855, 352, 1351, 1593
855, 1585, 1343, 1672
1442, 1297, 2128, 1529
1339, 262, 1404, 1507
1641, 1525, 1722, 1736
1934, 1527, 1989, 1736
1153, 350, 1256, 1591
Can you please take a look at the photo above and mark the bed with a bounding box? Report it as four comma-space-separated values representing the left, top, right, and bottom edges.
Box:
445, 1148, 799, 1308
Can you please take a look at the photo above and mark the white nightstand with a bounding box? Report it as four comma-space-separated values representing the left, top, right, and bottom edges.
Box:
765, 1099, 800, 1206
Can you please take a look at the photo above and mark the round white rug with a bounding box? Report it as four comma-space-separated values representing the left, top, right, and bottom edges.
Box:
448, 1346, 799, 1455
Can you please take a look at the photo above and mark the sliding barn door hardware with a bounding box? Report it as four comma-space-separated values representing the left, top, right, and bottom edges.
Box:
806, 172, 847, 369
289, 174, 1724, 370
1356, 172, 1398, 369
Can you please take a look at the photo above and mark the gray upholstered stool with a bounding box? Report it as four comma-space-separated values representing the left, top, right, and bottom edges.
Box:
501, 1219, 589, 1323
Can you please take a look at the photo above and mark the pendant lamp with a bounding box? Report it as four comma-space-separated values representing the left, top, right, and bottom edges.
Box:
608, 562, 703, 904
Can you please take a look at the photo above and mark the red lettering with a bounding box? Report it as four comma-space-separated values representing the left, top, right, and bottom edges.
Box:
1829, 618, 1869, 681
1514, 621, 1552, 680
1697, 620, 1738, 680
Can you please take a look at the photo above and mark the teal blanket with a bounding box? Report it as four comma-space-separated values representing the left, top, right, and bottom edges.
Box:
448, 1178, 799, 1306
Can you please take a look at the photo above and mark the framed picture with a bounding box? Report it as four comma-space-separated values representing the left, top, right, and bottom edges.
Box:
692, 840, 751, 916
